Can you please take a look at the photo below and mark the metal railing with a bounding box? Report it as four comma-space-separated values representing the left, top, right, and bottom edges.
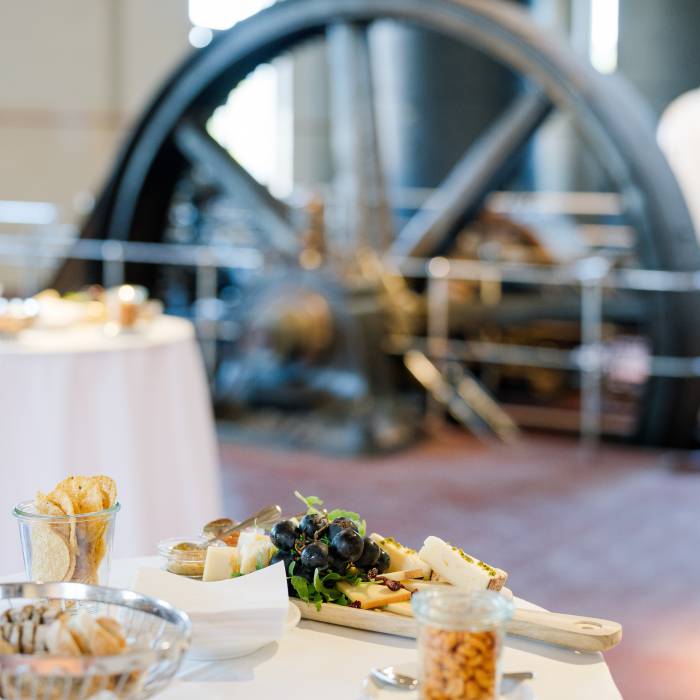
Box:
2, 224, 700, 446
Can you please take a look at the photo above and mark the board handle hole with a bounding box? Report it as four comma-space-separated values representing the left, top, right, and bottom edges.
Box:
576, 620, 603, 630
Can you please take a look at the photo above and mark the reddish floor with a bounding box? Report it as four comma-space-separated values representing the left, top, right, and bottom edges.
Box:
218, 427, 700, 700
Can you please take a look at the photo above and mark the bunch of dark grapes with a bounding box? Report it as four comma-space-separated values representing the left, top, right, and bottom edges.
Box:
269, 515, 390, 595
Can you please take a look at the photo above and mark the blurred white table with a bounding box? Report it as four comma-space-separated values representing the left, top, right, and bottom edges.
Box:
110, 557, 622, 700
658, 87, 700, 235
0, 316, 222, 572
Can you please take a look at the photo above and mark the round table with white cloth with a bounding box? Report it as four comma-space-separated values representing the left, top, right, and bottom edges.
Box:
0, 316, 222, 573
104, 557, 622, 700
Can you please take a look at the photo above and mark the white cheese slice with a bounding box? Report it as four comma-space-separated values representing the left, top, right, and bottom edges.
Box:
418, 536, 507, 591
202, 546, 240, 582
239, 536, 275, 575
370, 533, 431, 578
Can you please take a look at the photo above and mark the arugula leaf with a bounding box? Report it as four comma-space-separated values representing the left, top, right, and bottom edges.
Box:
294, 491, 324, 515
326, 509, 366, 536
313, 568, 336, 598
290, 575, 311, 601
320, 571, 342, 583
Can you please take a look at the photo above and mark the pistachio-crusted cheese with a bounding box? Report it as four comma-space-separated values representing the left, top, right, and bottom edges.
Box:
370, 533, 432, 578
418, 536, 507, 592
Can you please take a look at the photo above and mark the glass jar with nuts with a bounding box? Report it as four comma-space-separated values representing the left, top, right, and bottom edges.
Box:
412, 589, 513, 700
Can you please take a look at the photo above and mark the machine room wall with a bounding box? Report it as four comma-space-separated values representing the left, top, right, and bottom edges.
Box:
0, 0, 190, 219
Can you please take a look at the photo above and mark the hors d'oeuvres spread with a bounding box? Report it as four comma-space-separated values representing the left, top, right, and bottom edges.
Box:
200, 492, 508, 617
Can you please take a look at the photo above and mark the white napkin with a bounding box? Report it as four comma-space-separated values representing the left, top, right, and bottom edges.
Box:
132, 563, 289, 637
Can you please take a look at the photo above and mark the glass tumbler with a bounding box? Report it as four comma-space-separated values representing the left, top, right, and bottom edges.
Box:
412, 589, 514, 700
13, 500, 120, 585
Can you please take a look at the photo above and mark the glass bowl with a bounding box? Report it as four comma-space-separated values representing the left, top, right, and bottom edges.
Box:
0, 580, 190, 699
157, 537, 213, 579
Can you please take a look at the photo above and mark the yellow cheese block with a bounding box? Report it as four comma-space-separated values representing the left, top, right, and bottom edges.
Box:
384, 601, 414, 617
401, 579, 453, 593
336, 581, 411, 609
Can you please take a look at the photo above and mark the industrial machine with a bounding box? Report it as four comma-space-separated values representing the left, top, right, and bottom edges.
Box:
59, 0, 700, 451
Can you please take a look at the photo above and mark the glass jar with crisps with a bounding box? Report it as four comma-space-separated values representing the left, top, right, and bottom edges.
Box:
13, 476, 119, 586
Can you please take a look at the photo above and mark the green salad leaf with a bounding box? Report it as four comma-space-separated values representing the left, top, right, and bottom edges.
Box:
287, 564, 360, 610
326, 509, 367, 536
293, 492, 366, 535
290, 575, 312, 601
294, 491, 324, 514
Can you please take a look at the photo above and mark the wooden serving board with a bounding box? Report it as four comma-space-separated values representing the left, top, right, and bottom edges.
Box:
291, 599, 622, 653
292, 599, 417, 638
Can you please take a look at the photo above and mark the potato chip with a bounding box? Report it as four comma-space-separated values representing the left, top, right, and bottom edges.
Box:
35, 491, 71, 543
53, 475, 116, 511
35, 491, 64, 518
46, 487, 78, 552
31, 525, 72, 582
93, 475, 117, 509
53, 476, 92, 509
33, 475, 116, 587
79, 482, 104, 515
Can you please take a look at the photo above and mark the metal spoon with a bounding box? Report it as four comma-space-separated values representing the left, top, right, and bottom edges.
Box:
370, 666, 533, 691
202, 504, 283, 542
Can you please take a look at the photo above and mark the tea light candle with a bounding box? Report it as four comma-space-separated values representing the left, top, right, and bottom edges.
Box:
117, 285, 139, 327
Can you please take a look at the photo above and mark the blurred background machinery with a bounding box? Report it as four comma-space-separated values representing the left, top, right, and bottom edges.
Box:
4, 0, 700, 452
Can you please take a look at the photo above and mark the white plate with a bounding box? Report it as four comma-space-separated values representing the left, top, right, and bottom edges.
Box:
361, 662, 534, 700
187, 601, 301, 661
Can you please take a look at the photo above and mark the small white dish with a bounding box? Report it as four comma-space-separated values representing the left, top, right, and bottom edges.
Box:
187, 601, 301, 661
361, 662, 534, 700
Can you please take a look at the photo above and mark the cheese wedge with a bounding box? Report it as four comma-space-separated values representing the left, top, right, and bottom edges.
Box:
370, 534, 432, 579
401, 579, 453, 593
418, 536, 507, 592
384, 601, 414, 617
239, 535, 275, 574
203, 546, 240, 582
336, 581, 411, 609
377, 568, 426, 581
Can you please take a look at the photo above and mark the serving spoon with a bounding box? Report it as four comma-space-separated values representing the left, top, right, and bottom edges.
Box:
370, 666, 533, 691
202, 504, 283, 543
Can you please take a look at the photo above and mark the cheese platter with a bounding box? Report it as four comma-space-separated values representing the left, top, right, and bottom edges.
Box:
178, 490, 622, 654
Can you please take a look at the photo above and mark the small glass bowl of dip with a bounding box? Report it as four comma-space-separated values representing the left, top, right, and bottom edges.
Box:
157, 536, 212, 578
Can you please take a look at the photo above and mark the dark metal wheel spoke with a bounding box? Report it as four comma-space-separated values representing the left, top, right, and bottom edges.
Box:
174, 120, 299, 258
327, 21, 393, 257
388, 88, 552, 259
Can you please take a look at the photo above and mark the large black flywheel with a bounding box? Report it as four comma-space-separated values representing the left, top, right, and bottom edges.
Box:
63, 0, 700, 449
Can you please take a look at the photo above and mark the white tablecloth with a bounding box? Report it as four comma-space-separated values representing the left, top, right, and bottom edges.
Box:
0, 317, 222, 572
109, 557, 621, 700
658, 87, 700, 235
